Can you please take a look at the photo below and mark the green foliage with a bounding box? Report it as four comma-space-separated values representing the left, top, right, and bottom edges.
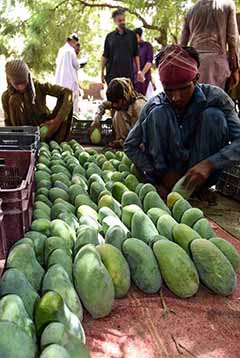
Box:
2, 0, 239, 76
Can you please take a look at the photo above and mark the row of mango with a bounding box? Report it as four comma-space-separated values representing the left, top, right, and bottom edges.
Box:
0, 139, 239, 358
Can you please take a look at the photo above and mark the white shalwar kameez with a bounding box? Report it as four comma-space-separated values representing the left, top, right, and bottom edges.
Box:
55, 42, 80, 113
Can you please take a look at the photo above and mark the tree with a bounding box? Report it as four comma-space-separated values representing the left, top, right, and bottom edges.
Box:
1, 0, 239, 76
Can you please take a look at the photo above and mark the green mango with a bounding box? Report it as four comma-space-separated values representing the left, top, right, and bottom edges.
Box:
40, 344, 71, 358
0, 268, 40, 319
75, 225, 99, 255
42, 264, 83, 320
0, 294, 36, 340
73, 245, 114, 319
24, 231, 47, 267
47, 249, 73, 281
41, 322, 90, 358
35, 291, 85, 340
6, 244, 45, 291
44, 236, 73, 265
50, 219, 76, 244
0, 321, 37, 358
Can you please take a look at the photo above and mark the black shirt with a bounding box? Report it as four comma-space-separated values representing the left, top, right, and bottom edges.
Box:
103, 28, 138, 84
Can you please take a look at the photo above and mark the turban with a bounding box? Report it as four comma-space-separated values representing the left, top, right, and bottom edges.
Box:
158, 45, 199, 87
5, 60, 36, 104
5, 60, 29, 84
107, 78, 140, 104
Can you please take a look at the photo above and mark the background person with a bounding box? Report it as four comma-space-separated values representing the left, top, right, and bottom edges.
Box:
101, 9, 144, 86
2, 60, 73, 142
180, 0, 239, 90
133, 28, 154, 97
91, 78, 146, 148
55, 33, 80, 113
124, 45, 240, 203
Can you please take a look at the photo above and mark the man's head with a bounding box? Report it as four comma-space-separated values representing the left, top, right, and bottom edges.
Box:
157, 45, 200, 111
67, 33, 79, 50
134, 28, 143, 44
106, 77, 137, 111
112, 9, 126, 31
5, 60, 30, 93
75, 42, 81, 56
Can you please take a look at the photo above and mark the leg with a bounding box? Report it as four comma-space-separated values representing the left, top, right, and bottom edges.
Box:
112, 110, 131, 142
188, 107, 229, 171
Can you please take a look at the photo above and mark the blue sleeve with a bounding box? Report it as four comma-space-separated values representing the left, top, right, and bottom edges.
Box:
208, 92, 240, 169
124, 105, 155, 173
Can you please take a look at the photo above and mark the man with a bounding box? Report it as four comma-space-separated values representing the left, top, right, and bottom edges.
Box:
91, 78, 146, 148
75, 42, 81, 57
133, 28, 154, 97
124, 45, 240, 202
55, 33, 80, 113
180, 0, 239, 89
2, 60, 73, 142
101, 9, 144, 85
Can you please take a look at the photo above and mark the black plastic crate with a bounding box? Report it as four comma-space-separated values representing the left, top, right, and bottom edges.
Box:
0, 126, 40, 152
71, 117, 113, 146
216, 163, 240, 201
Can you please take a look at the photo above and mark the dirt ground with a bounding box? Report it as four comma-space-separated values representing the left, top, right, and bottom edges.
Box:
192, 193, 240, 240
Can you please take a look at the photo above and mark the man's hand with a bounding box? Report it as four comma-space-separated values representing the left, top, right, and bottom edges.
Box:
184, 159, 214, 191
137, 71, 145, 83
89, 120, 101, 135
41, 118, 59, 140
228, 70, 239, 90
162, 171, 182, 191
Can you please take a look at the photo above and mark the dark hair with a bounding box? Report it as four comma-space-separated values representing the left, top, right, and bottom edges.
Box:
67, 33, 79, 42
134, 28, 143, 37
112, 8, 125, 18
155, 46, 200, 68
106, 81, 124, 102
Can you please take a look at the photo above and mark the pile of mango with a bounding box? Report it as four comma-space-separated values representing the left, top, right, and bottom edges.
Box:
0, 139, 239, 357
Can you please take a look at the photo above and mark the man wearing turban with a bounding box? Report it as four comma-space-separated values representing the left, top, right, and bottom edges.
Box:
2, 59, 73, 142
90, 77, 146, 148
124, 45, 240, 202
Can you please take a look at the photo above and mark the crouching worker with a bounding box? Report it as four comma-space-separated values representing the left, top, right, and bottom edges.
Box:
90, 77, 146, 148
2, 60, 73, 142
124, 45, 240, 203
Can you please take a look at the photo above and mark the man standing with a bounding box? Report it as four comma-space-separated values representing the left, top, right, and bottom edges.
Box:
180, 0, 239, 89
133, 28, 154, 97
55, 33, 80, 113
101, 9, 144, 85
124, 45, 240, 202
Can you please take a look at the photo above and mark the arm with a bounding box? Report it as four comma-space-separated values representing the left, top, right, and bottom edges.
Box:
142, 62, 152, 76
70, 50, 80, 71
208, 97, 240, 169
1, 91, 11, 126
180, 14, 190, 46
94, 101, 112, 123
134, 56, 141, 72
142, 43, 153, 76
102, 35, 110, 83
40, 82, 73, 125
101, 56, 108, 83
124, 105, 155, 173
